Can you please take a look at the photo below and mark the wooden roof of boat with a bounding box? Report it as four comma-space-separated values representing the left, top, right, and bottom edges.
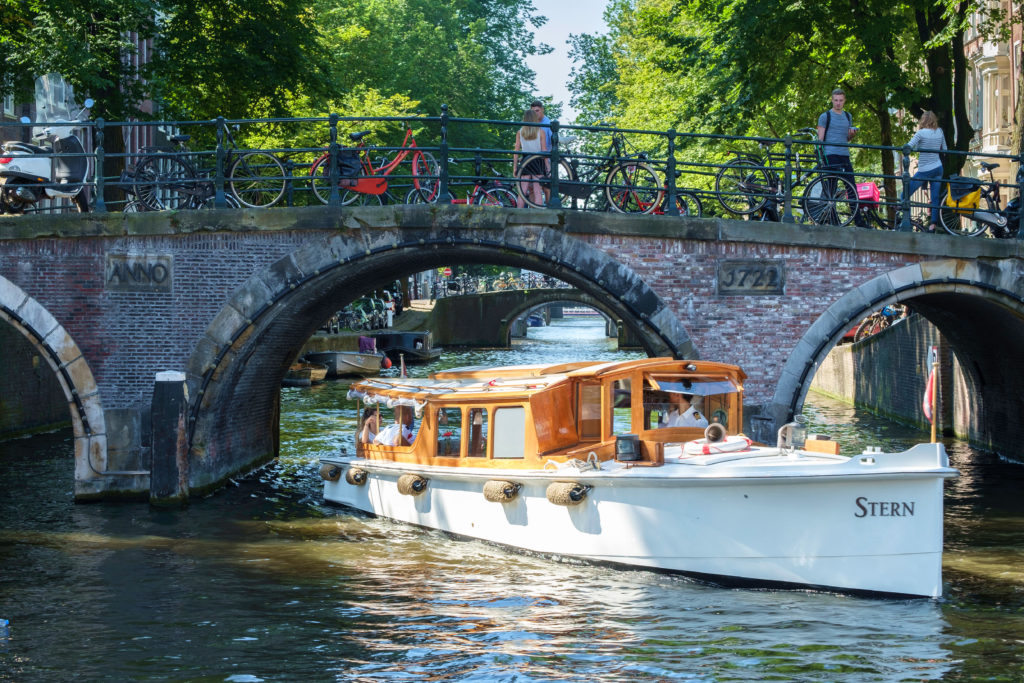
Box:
349, 358, 746, 402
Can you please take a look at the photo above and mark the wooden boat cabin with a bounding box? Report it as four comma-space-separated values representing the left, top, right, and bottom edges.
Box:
348, 358, 746, 468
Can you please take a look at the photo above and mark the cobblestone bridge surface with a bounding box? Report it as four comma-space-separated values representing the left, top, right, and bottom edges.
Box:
1, 204, 1022, 500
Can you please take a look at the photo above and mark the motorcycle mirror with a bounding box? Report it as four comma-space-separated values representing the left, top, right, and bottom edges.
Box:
83, 98, 95, 109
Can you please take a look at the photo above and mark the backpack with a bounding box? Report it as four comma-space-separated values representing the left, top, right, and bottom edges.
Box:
822, 110, 852, 136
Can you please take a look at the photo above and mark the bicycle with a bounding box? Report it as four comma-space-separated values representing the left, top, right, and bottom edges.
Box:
131, 127, 286, 210
308, 126, 439, 206
513, 129, 663, 213
938, 162, 1022, 238
847, 180, 928, 232
715, 128, 824, 216
406, 157, 517, 207
853, 304, 908, 342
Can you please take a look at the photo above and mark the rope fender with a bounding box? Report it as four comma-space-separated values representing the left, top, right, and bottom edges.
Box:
483, 480, 522, 503
345, 467, 368, 485
397, 473, 428, 496
319, 463, 342, 481
546, 481, 592, 506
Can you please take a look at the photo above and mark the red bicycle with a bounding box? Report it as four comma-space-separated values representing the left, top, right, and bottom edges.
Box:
406, 158, 517, 207
309, 127, 439, 205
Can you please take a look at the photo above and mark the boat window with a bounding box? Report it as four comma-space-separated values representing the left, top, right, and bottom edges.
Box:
436, 407, 462, 457
371, 405, 418, 446
642, 390, 669, 430
468, 408, 488, 457
612, 378, 632, 435
492, 407, 525, 458
577, 383, 601, 440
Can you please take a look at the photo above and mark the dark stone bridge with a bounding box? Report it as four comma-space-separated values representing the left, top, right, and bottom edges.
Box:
2, 204, 1022, 501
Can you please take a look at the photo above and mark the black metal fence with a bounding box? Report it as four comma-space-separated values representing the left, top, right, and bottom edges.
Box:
1, 106, 1022, 238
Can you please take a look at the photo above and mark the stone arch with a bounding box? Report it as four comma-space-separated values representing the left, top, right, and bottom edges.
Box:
500, 293, 622, 345
0, 275, 109, 498
184, 225, 696, 495
771, 258, 1024, 451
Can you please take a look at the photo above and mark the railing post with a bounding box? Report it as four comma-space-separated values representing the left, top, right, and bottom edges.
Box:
93, 118, 107, 213
899, 144, 913, 231
284, 157, 295, 207
1018, 152, 1024, 238
547, 119, 561, 209
665, 129, 679, 216
328, 113, 340, 206
782, 135, 795, 223
437, 104, 453, 204
214, 116, 226, 208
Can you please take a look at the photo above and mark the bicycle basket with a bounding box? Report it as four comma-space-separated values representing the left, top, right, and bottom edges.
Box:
856, 182, 880, 205
339, 149, 361, 178
945, 175, 982, 214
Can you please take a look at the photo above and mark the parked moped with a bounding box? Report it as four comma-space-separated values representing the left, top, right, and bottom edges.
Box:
0, 96, 94, 214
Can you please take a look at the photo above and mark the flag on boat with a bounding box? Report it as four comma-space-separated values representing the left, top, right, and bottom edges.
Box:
922, 346, 938, 423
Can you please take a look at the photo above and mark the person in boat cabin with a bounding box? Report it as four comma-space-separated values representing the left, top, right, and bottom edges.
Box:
359, 407, 379, 444
664, 392, 709, 428
373, 405, 417, 446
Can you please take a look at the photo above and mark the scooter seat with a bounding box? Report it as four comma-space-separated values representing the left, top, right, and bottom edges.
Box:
6, 142, 49, 155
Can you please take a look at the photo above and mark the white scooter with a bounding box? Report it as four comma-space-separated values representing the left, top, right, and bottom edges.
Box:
0, 97, 94, 214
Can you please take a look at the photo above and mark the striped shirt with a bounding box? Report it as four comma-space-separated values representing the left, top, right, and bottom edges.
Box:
907, 128, 947, 172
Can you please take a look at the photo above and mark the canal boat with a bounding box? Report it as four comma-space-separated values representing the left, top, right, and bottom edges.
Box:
370, 330, 441, 363
304, 350, 385, 377
319, 357, 958, 598
282, 361, 328, 387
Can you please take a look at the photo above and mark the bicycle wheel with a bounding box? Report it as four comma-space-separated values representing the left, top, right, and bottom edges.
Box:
939, 206, 986, 237
801, 173, 858, 226
341, 190, 383, 206
605, 161, 662, 214
310, 155, 363, 206
197, 192, 241, 210
676, 191, 703, 218
515, 155, 575, 209
228, 151, 286, 208
853, 315, 883, 342
474, 187, 518, 207
412, 151, 440, 201
715, 158, 771, 215
134, 154, 194, 211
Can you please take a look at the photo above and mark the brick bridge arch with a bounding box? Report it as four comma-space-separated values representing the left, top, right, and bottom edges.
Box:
0, 274, 115, 498
184, 225, 695, 495
777, 258, 1024, 452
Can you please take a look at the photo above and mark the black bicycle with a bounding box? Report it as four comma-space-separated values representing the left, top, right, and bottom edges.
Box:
514, 129, 662, 213
131, 127, 286, 210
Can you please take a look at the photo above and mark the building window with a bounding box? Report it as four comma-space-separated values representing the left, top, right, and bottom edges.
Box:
2, 95, 12, 116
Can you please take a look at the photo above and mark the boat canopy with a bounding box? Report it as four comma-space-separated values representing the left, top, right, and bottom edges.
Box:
647, 376, 741, 396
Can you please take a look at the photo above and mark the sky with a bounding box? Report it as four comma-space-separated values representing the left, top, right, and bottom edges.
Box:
524, 0, 610, 122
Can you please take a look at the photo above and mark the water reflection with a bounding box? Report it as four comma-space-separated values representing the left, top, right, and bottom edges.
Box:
1, 317, 1023, 680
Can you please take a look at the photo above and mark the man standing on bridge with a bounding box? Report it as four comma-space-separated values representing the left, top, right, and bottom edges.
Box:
817, 88, 864, 227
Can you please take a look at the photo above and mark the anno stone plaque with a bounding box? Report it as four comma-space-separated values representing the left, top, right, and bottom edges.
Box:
105, 253, 173, 293
717, 259, 785, 295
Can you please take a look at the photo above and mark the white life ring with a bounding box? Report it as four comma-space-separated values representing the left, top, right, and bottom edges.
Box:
682, 435, 752, 456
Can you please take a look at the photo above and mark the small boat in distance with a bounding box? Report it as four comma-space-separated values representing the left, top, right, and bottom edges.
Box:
370, 330, 441, 363
283, 361, 328, 387
319, 358, 958, 598
304, 351, 384, 378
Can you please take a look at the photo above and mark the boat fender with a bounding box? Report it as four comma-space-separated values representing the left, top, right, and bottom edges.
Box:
320, 464, 342, 481
382, 356, 392, 369
483, 480, 522, 503
397, 473, 428, 496
546, 481, 592, 506
345, 467, 368, 486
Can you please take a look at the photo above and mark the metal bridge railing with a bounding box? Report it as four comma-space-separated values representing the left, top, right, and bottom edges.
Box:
1, 107, 1022, 238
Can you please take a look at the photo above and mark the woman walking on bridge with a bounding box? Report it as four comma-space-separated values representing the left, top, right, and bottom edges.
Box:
903, 111, 947, 233
513, 109, 549, 208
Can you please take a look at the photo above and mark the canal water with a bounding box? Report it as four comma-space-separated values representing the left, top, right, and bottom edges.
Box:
2, 317, 1024, 681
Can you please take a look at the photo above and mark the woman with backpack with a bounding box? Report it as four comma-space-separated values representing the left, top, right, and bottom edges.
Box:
903, 111, 947, 233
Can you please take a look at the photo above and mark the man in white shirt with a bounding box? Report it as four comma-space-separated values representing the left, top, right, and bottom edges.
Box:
664, 393, 708, 428
373, 406, 416, 446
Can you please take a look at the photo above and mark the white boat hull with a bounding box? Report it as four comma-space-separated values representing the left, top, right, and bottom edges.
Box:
321, 444, 956, 598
